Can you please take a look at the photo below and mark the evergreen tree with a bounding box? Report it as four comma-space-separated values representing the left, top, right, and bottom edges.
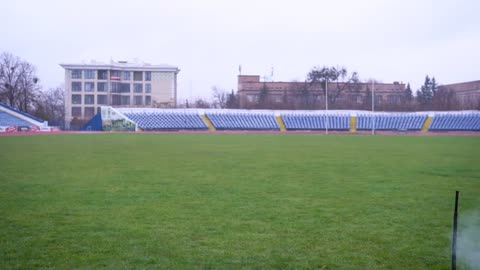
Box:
404, 83, 413, 102
257, 83, 268, 108
431, 77, 437, 96
226, 90, 239, 108
417, 76, 434, 108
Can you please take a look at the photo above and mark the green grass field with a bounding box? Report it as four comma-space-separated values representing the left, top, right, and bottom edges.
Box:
0, 134, 479, 269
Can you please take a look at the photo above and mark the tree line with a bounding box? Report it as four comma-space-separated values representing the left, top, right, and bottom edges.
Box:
0, 52, 65, 126
197, 66, 479, 111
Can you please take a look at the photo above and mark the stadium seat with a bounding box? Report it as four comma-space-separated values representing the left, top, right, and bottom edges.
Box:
356, 113, 427, 130
429, 113, 480, 131
0, 111, 33, 126
122, 111, 208, 130
281, 113, 349, 130
206, 112, 279, 130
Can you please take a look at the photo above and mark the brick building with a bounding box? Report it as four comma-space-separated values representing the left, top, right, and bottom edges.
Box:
237, 75, 406, 109
438, 80, 480, 108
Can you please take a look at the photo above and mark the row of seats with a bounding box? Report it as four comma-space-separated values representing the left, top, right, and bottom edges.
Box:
123, 112, 208, 130
0, 111, 33, 126
281, 114, 350, 130
429, 113, 480, 130
357, 114, 427, 130
116, 110, 480, 131
206, 112, 278, 130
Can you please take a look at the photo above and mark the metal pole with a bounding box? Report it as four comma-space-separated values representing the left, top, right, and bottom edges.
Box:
452, 191, 459, 270
325, 79, 328, 135
372, 81, 375, 135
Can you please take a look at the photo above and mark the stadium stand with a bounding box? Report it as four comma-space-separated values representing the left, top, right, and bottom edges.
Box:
82, 106, 480, 133
120, 109, 208, 130
0, 102, 49, 132
281, 112, 350, 130
0, 111, 33, 126
356, 113, 427, 130
206, 111, 279, 130
429, 112, 480, 131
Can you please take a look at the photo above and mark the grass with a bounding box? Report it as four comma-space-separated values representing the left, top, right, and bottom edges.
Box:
0, 134, 479, 269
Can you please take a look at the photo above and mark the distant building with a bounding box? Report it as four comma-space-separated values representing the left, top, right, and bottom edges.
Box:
60, 60, 179, 129
237, 75, 405, 109
438, 80, 480, 108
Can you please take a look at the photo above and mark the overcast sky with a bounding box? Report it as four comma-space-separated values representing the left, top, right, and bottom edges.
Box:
2, 0, 479, 101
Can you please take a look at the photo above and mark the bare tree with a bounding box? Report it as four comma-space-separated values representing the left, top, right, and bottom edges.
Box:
307, 66, 361, 109
33, 86, 65, 126
431, 87, 460, 111
211, 86, 228, 108
193, 98, 211, 108
0, 52, 40, 112
292, 80, 317, 110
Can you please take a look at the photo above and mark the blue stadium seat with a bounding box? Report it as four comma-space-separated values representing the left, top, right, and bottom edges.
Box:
0, 111, 33, 126
429, 113, 480, 131
356, 113, 427, 130
122, 111, 208, 130
281, 113, 349, 130
206, 112, 279, 130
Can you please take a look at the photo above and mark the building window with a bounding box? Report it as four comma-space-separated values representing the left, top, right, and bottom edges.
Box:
84, 95, 94, 104
134, 96, 143, 105
72, 82, 82, 92
84, 107, 95, 118
121, 96, 130, 106
111, 82, 120, 93
145, 96, 151, 105
84, 82, 95, 92
247, 95, 258, 103
97, 95, 108, 105
84, 70, 95, 79
72, 107, 81, 117
111, 95, 121, 105
145, 71, 151, 81
388, 95, 400, 104
111, 70, 121, 80
97, 82, 108, 92
133, 71, 143, 81
97, 70, 108, 80
120, 83, 130, 93
72, 94, 82, 104
145, 83, 151, 93
71, 70, 82, 79
122, 71, 131, 81
111, 83, 130, 93
133, 83, 143, 93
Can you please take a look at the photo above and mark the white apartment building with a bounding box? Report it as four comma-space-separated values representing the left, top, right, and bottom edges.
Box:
60, 60, 179, 129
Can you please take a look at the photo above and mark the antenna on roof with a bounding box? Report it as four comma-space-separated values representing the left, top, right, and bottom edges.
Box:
271, 66, 274, 82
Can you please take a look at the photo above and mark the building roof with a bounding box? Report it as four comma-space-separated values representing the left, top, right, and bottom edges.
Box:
59, 60, 180, 72
439, 80, 480, 92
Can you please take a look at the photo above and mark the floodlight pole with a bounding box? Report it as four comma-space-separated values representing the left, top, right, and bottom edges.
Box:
452, 191, 459, 270
372, 80, 375, 135
325, 79, 329, 135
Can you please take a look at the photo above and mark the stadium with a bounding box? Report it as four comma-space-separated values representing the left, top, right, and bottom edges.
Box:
83, 106, 480, 134
1, 101, 479, 269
